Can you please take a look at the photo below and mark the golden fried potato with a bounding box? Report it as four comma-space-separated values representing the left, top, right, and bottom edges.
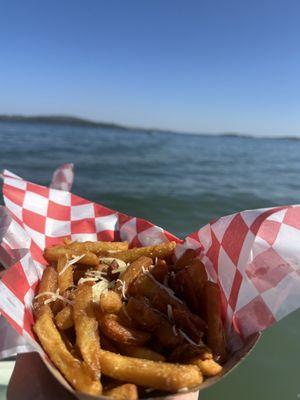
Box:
204, 282, 227, 363
57, 255, 74, 293
33, 307, 101, 395
172, 307, 204, 344
99, 334, 118, 353
186, 259, 208, 292
119, 344, 165, 362
168, 343, 222, 376
33, 267, 58, 316
100, 290, 122, 314
55, 305, 73, 330
103, 383, 138, 400
128, 272, 184, 314
191, 358, 222, 377
175, 249, 197, 270
126, 297, 161, 332
97, 312, 151, 346
98, 349, 203, 392
115, 256, 153, 296
67, 241, 129, 254
73, 285, 101, 380
44, 246, 99, 266
150, 259, 168, 283
108, 241, 176, 264
126, 297, 182, 349
174, 268, 200, 314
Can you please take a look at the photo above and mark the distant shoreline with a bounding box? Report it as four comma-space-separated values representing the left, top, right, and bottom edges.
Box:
0, 114, 299, 141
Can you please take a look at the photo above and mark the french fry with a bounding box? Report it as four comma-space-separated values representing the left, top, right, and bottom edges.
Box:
97, 311, 151, 346
129, 272, 185, 314
103, 383, 138, 400
57, 255, 74, 293
126, 297, 182, 348
33, 307, 101, 396
35, 240, 226, 396
150, 259, 168, 283
128, 272, 159, 299
190, 358, 222, 377
169, 343, 209, 363
108, 241, 176, 264
100, 290, 122, 314
174, 268, 200, 314
67, 241, 129, 254
55, 305, 74, 330
155, 317, 183, 349
129, 282, 206, 346
100, 334, 118, 353
186, 259, 208, 319
44, 246, 99, 266
117, 304, 135, 328
33, 266, 58, 316
115, 256, 152, 295
126, 297, 161, 332
204, 282, 227, 363
172, 307, 204, 344
73, 285, 101, 380
73, 264, 106, 284
186, 259, 208, 291
119, 344, 166, 362
175, 249, 197, 270
168, 344, 222, 376
98, 349, 203, 392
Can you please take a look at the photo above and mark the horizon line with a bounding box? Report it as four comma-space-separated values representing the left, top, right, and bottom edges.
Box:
0, 113, 300, 140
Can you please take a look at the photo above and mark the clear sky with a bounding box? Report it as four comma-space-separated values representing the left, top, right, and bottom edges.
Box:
0, 0, 300, 136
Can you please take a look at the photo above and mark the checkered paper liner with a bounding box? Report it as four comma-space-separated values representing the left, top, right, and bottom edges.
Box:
0, 165, 75, 358
1, 170, 300, 359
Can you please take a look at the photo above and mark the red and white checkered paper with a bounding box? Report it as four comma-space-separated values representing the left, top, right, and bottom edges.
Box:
0, 165, 76, 358
1, 170, 300, 356
50, 163, 74, 191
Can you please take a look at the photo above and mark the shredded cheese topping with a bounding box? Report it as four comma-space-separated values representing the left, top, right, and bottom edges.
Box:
167, 304, 173, 321
58, 254, 86, 276
92, 280, 110, 303
35, 289, 73, 305
178, 329, 203, 347
163, 274, 169, 286
146, 271, 184, 304
172, 325, 178, 336
99, 257, 128, 274
145, 388, 155, 393
116, 279, 127, 300
78, 270, 107, 285
178, 387, 189, 393
76, 268, 116, 303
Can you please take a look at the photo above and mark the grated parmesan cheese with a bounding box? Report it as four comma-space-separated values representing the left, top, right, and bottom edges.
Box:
92, 280, 110, 303
58, 254, 86, 276
167, 304, 173, 321
146, 271, 184, 304
172, 325, 178, 336
178, 329, 203, 347
35, 289, 73, 306
99, 257, 128, 274
178, 387, 189, 393
145, 388, 155, 393
116, 279, 127, 300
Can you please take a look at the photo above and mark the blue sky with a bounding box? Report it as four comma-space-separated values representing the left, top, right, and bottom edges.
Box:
0, 0, 299, 136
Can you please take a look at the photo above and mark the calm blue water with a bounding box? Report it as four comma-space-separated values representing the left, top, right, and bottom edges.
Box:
1, 121, 300, 399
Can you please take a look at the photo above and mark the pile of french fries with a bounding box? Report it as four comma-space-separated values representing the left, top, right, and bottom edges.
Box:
33, 240, 227, 399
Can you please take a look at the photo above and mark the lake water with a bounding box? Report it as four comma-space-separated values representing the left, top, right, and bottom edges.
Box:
1, 121, 300, 399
